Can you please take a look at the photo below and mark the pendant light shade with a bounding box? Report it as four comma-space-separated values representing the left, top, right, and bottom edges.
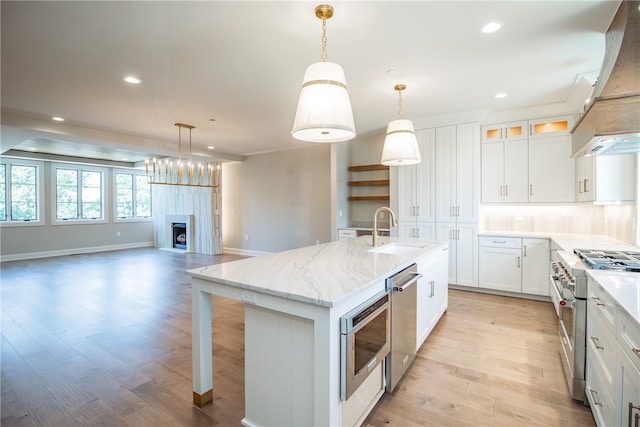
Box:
291, 4, 356, 143
381, 84, 421, 166
381, 119, 422, 165
291, 61, 355, 143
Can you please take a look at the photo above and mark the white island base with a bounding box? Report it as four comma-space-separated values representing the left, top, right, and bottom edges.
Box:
189, 237, 449, 426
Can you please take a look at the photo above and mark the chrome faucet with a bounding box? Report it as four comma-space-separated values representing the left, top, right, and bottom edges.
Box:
372, 207, 397, 247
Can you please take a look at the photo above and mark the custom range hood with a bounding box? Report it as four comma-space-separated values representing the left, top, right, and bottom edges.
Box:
571, 0, 640, 157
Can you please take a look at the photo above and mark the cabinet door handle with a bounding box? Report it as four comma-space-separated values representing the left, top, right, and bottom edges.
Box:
529, 184, 533, 196
591, 296, 605, 307
499, 185, 503, 196
517, 256, 521, 268
416, 206, 420, 216
589, 388, 603, 407
529, 124, 533, 136
505, 185, 508, 196
523, 245, 527, 257
578, 180, 583, 194
584, 178, 589, 193
456, 229, 460, 240
590, 336, 604, 350
416, 228, 420, 238
629, 403, 640, 427
456, 206, 460, 217
430, 280, 435, 298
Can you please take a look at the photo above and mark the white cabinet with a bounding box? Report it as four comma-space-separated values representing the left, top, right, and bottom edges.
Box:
397, 129, 436, 224
397, 129, 436, 238
478, 236, 549, 295
528, 135, 575, 202
481, 120, 527, 143
481, 114, 576, 203
481, 139, 528, 203
437, 223, 478, 288
577, 154, 636, 203
416, 245, 449, 349
435, 124, 480, 223
586, 277, 640, 427
478, 237, 522, 293
521, 238, 549, 296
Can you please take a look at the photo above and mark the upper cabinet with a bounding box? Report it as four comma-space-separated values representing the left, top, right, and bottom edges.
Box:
481, 120, 527, 143
576, 154, 636, 203
481, 114, 576, 203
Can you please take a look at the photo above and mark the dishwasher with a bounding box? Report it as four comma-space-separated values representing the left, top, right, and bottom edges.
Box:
385, 263, 422, 392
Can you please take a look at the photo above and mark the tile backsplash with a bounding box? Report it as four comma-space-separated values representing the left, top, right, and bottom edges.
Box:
480, 204, 637, 245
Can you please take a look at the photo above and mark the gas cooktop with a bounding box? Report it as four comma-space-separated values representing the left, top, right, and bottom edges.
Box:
574, 249, 640, 272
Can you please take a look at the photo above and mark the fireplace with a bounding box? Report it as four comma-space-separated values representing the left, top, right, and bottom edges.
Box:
164, 215, 194, 253
172, 222, 187, 249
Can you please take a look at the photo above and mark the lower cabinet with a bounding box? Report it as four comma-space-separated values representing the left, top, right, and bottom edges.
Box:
586, 277, 640, 427
416, 245, 449, 349
436, 222, 478, 287
478, 236, 549, 296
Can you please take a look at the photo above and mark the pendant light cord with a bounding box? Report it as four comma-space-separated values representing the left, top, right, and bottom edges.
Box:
397, 90, 403, 119
321, 18, 328, 62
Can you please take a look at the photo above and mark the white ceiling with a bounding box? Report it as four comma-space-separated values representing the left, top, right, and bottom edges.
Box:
0, 1, 619, 164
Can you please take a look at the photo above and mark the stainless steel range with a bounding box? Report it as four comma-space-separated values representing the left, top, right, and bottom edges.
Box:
550, 247, 640, 403
574, 249, 640, 272
550, 250, 588, 402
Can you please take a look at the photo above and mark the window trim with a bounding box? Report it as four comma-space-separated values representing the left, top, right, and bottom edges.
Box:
113, 168, 153, 223
51, 163, 108, 225
0, 158, 45, 227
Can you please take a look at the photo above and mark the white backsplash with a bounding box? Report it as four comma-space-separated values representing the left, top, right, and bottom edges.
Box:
480, 204, 636, 245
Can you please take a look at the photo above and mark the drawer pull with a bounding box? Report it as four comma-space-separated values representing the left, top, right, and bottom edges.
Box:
589, 388, 603, 407
590, 336, 604, 350
591, 296, 605, 306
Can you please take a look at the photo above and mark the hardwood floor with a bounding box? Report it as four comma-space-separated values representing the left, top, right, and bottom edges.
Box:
1, 249, 595, 426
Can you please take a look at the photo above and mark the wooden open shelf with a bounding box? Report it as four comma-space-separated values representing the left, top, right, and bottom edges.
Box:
348, 164, 389, 172
347, 195, 390, 201
348, 180, 390, 187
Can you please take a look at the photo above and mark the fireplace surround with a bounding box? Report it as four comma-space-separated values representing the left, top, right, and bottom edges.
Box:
164, 215, 194, 253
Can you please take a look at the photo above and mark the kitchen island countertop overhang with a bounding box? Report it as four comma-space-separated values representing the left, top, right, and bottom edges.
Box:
187, 236, 448, 308
187, 236, 449, 427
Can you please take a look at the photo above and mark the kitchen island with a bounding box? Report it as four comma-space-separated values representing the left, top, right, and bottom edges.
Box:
187, 236, 449, 427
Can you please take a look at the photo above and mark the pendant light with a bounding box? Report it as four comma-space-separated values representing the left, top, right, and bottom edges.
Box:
381, 84, 421, 166
291, 4, 356, 143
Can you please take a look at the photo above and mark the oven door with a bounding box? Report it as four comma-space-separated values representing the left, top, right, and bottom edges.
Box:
340, 291, 391, 401
558, 289, 587, 401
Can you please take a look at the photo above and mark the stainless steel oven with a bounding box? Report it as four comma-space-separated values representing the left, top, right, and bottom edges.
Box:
551, 250, 588, 402
340, 290, 390, 400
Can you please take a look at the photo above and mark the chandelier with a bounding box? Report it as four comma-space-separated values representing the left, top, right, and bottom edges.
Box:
291, 4, 356, 143
146, 123, 219, 188
381, 84, 421, 166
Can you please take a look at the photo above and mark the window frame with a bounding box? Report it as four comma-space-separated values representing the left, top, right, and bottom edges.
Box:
0, 157, 45, 227
113, 169, 153, 223
51, 163, 108, 225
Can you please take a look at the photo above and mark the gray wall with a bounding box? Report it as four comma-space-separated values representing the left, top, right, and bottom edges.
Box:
0, 161, 153, 261
222, 145, 332, 253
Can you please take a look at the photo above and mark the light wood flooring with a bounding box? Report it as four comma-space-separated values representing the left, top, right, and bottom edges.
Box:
1, 248, 595, 426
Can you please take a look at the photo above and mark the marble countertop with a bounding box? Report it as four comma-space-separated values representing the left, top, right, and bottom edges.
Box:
587, 270, 640, 325
187, 236, 448, 308
479, 231, 637, 252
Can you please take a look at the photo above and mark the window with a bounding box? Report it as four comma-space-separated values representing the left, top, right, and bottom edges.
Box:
54, 165, 104, 221
115, 171, 151, 220
0, 158, 43, 225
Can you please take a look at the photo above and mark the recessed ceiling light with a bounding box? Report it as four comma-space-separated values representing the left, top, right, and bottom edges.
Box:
123, 76, 141, 84
482, 22, 502, 34
207, 146, 215, 150
52, 116, 65, 121
494, 92, 508, 99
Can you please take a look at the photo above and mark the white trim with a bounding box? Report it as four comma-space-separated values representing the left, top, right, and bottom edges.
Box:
0, 241, 154, 262
50, 162, 108, 224
0, 158, 45, 225
113, 168, 153, 221
221, 246, 270, 257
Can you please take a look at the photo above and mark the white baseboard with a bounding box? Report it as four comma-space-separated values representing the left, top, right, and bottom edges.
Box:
0, 241, 154, 262
222, 247, 270, 257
